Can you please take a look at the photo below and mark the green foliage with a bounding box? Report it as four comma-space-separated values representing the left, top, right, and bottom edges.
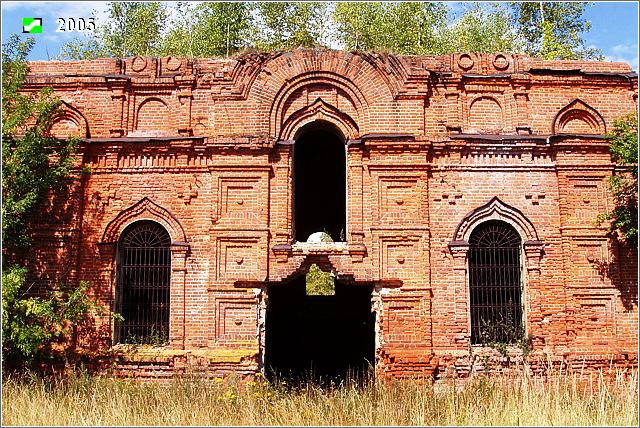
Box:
123, 325, 168, 346
509, 2, 602, 60
55, 1, 600, 60
2, 35, 79, 253
2, 35, 104, 370
517, 333, 535, 358
479, 311, 526, 357
332, 2, 383, 52
160, 2, 253, 57
253, 2, 330, 50
2, 266, 50, 362
57, 38, 104, 61
2, 266, 103, 365
608, 113, 639, 169
448, 3, 520, 53
306, 264, 335, 296
59, 2, 169, 59
601, 113, 638, 247
333, 2, 450, 54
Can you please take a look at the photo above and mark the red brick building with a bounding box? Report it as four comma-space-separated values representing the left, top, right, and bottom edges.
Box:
25, 49, 638, 381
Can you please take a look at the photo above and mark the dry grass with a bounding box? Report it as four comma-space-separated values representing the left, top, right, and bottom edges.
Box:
2, 369, 637, 426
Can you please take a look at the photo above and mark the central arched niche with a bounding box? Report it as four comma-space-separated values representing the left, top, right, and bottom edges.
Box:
293, 120, 346, 243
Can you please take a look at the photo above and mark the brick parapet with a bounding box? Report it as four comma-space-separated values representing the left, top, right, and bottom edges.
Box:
24, 50, 636, 141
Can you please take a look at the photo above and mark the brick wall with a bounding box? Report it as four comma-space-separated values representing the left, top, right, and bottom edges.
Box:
24, 49, 638, 380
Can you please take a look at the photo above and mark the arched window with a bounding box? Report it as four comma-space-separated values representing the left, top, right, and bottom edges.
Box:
293, 122, 346, 243
115, 221, 171, 345
469, 220, 523, 345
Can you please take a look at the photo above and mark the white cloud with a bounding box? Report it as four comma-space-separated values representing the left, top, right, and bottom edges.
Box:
611, 43, 637, 55
603, 42, 639, 71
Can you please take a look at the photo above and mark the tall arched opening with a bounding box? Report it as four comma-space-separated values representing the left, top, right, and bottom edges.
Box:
293, 121, 347, 242
468, 220, 524, 344
114, 220, 171, 345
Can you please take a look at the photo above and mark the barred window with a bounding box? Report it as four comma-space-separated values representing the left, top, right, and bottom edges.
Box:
115, 221, 171, 345
469, 220, 524, 345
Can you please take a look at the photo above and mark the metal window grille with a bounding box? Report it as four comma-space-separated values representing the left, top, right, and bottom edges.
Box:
468, 220, 523, 345
115, 221, 171, 345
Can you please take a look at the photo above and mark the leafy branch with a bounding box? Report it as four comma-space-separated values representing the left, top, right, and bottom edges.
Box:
599, 113, 638, 247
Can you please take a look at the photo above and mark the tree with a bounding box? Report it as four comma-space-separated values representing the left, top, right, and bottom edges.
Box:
333, 2, 450, 54
57, 37, 104, 61
59, 2, 168, 59
601, 113, 638, 247
378, 1, 450, 54
252, 2, 330, 50
332, 2, 384, 51
55, 2, 603, 60
448, 3, 520, 53
306, 264, 336, 296
2, 267, 101, 367
509, 2, 602, 60
2, 36, 77, 254
2, 35, 101, 369
160, 1, 253, 57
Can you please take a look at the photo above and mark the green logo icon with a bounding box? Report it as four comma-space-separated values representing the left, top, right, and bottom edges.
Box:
22, 18, 43, 34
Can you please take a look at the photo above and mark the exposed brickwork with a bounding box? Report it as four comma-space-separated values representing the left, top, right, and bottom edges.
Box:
24, 49, 638, 380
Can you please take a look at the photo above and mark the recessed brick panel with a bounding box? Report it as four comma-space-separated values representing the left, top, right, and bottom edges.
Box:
379, 178, 420, 222
574, 292, 616, 339
216, 177, 265, 225
215, 236, 263, 282
215, 299, 257, 343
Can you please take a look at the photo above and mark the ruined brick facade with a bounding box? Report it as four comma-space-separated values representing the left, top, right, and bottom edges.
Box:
24, 50, 638, 380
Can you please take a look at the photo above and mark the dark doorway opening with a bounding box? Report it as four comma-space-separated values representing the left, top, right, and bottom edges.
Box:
293, 122, 346, 242
265, 274, 375, 385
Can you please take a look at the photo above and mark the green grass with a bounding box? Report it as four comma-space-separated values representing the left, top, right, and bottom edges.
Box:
2, 370, 637, 426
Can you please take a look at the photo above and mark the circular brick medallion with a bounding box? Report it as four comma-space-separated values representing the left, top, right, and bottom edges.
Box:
131, 56, 147, 72
166, 56, 182, 71
458, 54, 474, 71
493, 54, 509, 70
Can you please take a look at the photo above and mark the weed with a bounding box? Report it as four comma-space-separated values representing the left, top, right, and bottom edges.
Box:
2, 369, 637, 426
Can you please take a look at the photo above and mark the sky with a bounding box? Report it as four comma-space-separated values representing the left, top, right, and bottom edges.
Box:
1, 1, 638, 70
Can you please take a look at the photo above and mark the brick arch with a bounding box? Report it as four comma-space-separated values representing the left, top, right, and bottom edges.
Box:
269, 71, 370, 140
553, 99, 606, 135
102, 197, 187, 244
135, 97, 172, 135
281, 98, 359, 140
453, 197, 539, 243
468, 96, 503, 133
48, 100, 90, 138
